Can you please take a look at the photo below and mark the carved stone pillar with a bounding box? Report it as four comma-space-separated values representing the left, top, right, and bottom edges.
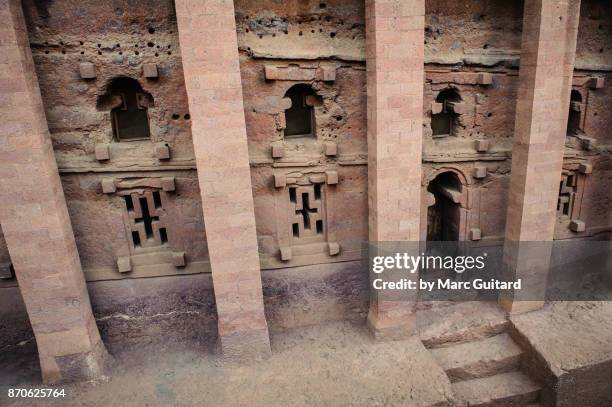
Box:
174, 0, 271, 358
365, 0, 425, 339
500, 0, 581, 315
0, 0, 110, 383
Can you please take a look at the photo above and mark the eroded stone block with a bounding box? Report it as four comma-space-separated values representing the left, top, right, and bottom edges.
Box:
328, 242, 341, 256
326, 171, 339, 185
475, 139, 489, 152
94, 144, 110, 161
274, 174, 286, 188
117, 256, 132, 273
324, 142, 337, 157
101, 178, 116, 194
280, 246, 292, 261
79, 62, 96, 79
161, 177, 176, 192
321, 66, 336, 82
143, 63, 158, 78
473, 166, 487, 179
469, 228, 482, 241
172, 251, 186, 267
271, 142, 284, 158
155, 143, 171, 160
569, 220, 585, 232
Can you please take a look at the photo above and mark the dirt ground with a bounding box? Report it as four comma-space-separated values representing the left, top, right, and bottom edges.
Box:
0, 320, 452, 407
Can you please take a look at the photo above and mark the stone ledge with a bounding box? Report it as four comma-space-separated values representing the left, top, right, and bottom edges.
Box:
510, 301, 612, 407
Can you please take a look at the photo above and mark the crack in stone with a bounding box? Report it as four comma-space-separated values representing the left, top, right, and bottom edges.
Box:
95, 310, 202, 322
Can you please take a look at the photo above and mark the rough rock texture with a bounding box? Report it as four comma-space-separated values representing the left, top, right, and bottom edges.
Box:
2, 321, 453, 407
510, 301, 612, 407
452, 372, 540, 407
418, 301, 508, 348
431, 333, 522, 382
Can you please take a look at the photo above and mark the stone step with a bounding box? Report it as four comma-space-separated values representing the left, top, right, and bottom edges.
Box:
418, 301, 509, 348
431, 333, 523, 382
452, 371, 541, 407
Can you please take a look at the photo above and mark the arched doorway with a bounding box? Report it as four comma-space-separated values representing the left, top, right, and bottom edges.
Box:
427, 171, 462, 241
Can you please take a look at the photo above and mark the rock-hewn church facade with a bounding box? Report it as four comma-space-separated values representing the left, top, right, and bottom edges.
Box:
0, 0, 610, 405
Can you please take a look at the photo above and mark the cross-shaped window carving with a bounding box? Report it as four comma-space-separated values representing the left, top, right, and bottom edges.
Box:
124, 190, 168, 249
557, 172, 578, 219
290, 185, 324, 241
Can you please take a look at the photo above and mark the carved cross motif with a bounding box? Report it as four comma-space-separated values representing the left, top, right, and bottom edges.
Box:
290, 185, 324, 241
557, 172, 578, 219
124, 190, 168, 248
134, 196, 160, 240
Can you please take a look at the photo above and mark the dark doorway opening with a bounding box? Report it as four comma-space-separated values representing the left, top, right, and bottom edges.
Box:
427, 172, 462, 241
567, 90, 582, 135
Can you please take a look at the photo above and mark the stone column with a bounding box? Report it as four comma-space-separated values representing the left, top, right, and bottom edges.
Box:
500, 0, 581, 314
0, 0, 110, 383
365, 0, 425, 339
174, 0, 271, 358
